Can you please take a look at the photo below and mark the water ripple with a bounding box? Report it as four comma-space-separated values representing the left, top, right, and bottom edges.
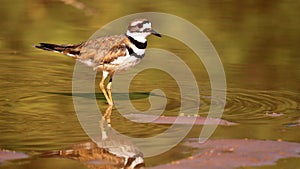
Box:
223, 89, 300, 124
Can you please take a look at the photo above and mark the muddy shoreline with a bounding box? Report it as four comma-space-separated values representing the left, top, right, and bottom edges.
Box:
148, 139, 300, 169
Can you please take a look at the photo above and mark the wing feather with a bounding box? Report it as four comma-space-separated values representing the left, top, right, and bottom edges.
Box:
77, 34, 130, 66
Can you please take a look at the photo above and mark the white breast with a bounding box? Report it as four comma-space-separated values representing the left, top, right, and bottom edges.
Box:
111, 52, 142, 72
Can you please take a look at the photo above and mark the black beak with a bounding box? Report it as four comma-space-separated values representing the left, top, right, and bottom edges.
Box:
151, 29, 162, 37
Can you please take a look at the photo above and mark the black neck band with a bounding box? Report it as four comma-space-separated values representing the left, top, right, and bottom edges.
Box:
127, 35, 147, 49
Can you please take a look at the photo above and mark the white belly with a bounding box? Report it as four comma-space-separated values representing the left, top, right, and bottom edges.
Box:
94, 54, 143, 73
112, 55, 142, 72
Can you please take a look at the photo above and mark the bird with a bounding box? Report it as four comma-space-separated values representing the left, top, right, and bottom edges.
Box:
35, 18, 161, 105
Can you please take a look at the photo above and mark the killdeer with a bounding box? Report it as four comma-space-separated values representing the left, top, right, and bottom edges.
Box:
35, 18, 161, 105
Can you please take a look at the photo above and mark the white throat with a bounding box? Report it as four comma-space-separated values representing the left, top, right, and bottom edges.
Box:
126, 30, 148, 43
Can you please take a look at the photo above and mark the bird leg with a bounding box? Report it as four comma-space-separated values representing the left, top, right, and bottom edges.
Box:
99, 71, 113, 105
107, 77, 113, 105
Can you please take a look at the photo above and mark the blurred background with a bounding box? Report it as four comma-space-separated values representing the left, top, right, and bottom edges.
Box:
0, 0, 299, 168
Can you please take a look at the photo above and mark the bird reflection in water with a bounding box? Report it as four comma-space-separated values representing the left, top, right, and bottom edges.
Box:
42, 106, 144, 169
102, 105, 113, 127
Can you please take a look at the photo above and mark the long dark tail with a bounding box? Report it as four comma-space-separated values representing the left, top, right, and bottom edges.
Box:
35, 42, 81, 57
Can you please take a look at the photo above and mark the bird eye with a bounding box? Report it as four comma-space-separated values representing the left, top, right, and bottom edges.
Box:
137, 23, 143, 28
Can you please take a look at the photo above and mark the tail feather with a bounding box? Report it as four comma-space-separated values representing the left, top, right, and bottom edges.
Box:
35, 42, 81, 57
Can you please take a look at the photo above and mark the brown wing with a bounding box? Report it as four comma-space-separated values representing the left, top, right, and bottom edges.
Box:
100, 43, 127, 64
77, 34, 130, 66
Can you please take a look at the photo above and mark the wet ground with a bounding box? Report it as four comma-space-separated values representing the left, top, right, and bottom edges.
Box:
150, 139, 300, 169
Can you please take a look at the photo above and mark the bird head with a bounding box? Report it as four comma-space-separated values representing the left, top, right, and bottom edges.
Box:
126, 18, 161, 41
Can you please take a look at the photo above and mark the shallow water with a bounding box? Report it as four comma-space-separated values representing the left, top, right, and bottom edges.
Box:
0, 0, 300, 168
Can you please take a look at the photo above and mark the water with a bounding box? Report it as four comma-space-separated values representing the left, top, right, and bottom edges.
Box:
0, 0, 300, 168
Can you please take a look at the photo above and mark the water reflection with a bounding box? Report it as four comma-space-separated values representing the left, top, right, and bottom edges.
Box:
102, 105, 113, 127
43, 106, 144, 169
